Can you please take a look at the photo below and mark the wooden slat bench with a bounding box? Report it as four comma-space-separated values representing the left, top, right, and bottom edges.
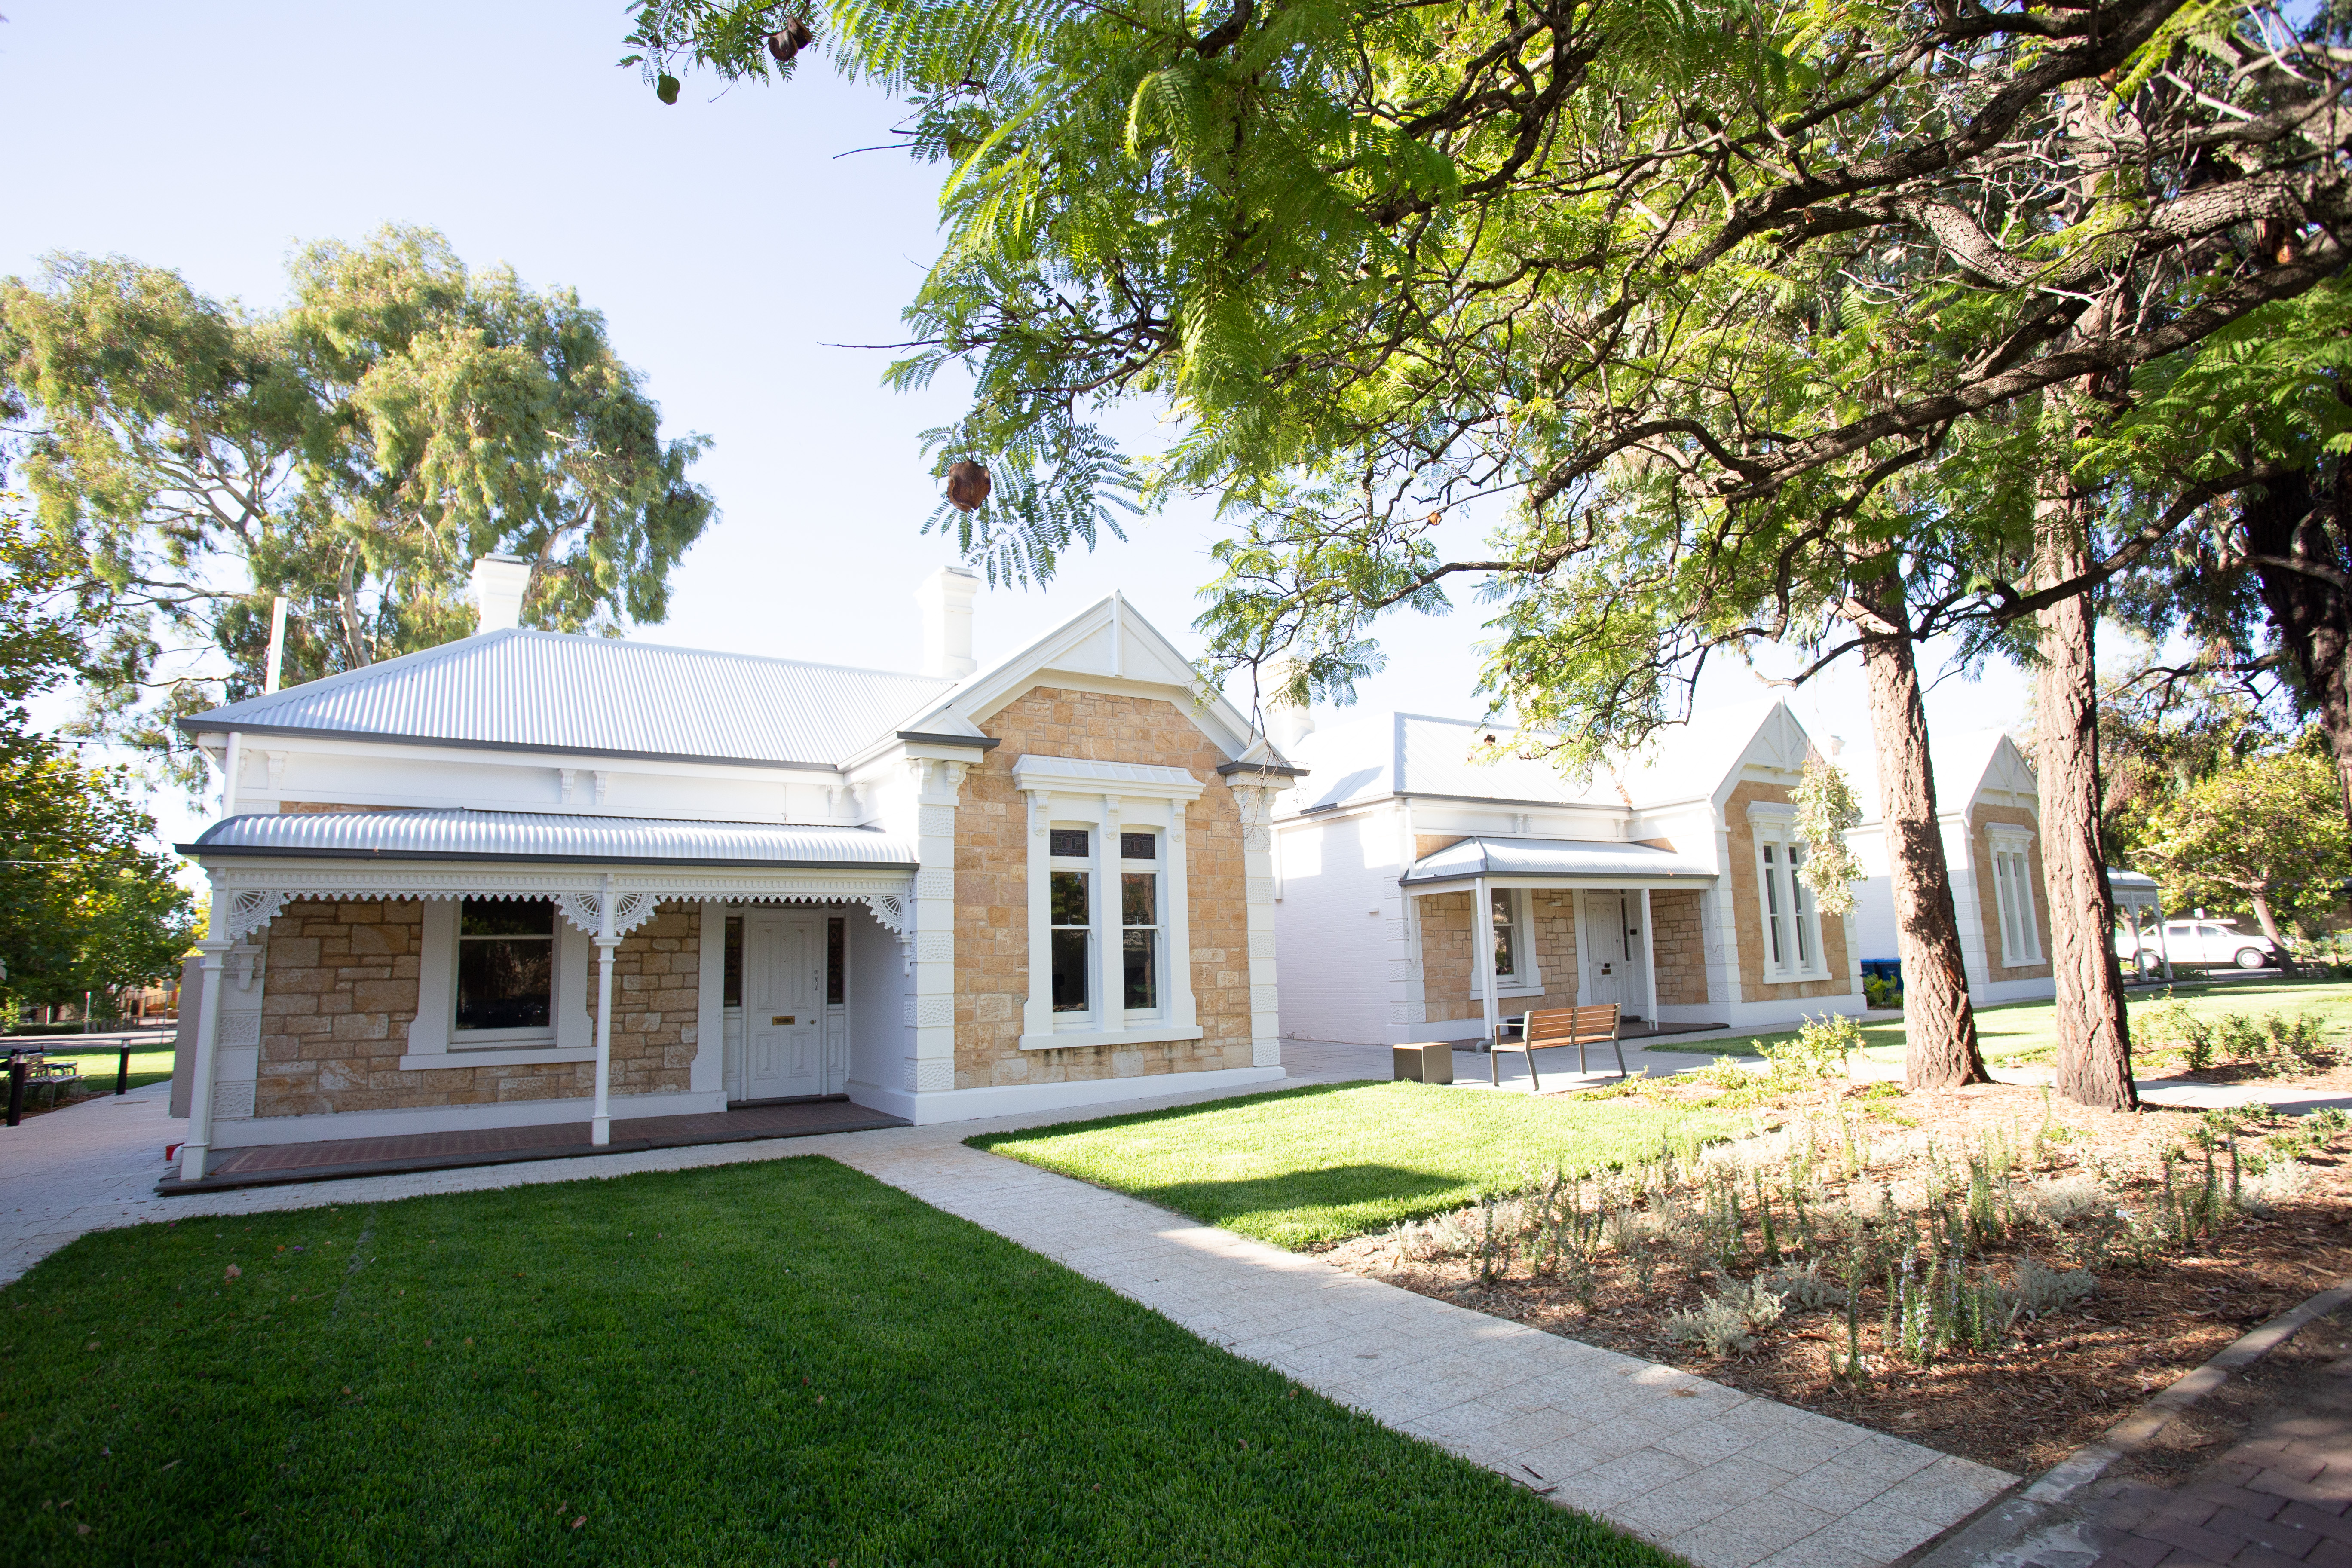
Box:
1491, 1004, 1625, 1090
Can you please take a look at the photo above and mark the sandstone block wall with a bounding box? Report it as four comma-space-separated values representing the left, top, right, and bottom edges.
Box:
1651, 889, 1709, 1004
255, 898, 698, 1118
953, 686, 1255, 1090
1416, 888, 1580, 1024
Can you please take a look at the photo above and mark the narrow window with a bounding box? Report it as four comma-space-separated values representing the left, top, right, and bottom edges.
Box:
1790, 843, 1814, 968
826, 915, 845, 1005
1994, 854, 2020, 962
1123, 872, 1159, 1010
456, 898, 556, 1031
1761, 844, 1785, 969
1121, 830, 1161, 1011
723, 914, 742, 1007
1490, 889, 1518, 980
1050, 826, 1092, 1014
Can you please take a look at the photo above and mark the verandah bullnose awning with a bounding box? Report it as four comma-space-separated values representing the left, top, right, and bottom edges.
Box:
1400, 834, 1718, 891
179, 808, 915, 868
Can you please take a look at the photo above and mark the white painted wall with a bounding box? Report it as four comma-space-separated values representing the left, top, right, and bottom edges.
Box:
1273, 809, 1399, 1044
842, 903, 913, 1115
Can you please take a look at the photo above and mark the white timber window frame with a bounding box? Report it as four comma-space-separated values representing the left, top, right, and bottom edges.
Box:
1749, 804, 1829, 983
1014, 755, 1204, 1051
402, 897, 594, 1069
1488, 887, 1545, 998
1986, 824, 2043, 965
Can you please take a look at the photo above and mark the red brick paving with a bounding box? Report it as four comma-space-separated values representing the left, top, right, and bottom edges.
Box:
2073, 1361, 2352, 1568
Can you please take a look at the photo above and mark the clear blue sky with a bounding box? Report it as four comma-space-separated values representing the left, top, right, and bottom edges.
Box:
3, 0, 2040, 847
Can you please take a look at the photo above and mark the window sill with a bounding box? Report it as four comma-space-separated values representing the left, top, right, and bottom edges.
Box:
398, 1047, 597, 1072
1492, 980, 1546, 998
1019, 1025, 1206, 1052
1759, 971, 1834, 988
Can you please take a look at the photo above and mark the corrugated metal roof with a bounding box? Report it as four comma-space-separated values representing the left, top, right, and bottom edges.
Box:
1402, 835, 1718, 887
177, 629, 954, 768
181, 809, 916, 867
1286, 714, 1620, 812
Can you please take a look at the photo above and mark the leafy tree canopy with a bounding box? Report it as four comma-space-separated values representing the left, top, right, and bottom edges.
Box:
628, 0, 2350, 763
0, 503, 193, 1010
0, 227, 717, 790
2138, 741, 2352, 943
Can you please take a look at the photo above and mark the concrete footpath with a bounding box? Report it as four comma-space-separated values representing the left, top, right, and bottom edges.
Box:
0, 1061, 2011, 1568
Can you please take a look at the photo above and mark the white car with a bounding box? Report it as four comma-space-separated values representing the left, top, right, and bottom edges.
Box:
2116, 919, 2283, 973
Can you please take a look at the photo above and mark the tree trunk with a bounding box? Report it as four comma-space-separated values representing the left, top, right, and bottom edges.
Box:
2243, 465, 2352, 836
2248, 890, 2288, 951
1856, 587, 1988, 1090
2035, 500, 2139, 1112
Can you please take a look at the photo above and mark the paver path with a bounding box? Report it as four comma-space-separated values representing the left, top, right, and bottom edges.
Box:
0, 1070, 2013, 1568
2005, 1319, 2352, 1568
824, 1135, 2014, 1568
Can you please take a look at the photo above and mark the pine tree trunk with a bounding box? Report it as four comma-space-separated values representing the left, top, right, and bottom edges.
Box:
2034, 505, 2138, 1112
1856, 591, 1988, 1090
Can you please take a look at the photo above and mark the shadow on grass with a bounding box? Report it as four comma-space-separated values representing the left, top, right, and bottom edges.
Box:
1120, 1162, 1473, 1229
966, 1078, 1384, 1151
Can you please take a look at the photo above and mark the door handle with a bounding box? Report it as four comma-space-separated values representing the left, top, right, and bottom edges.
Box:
772, 1015, 795, 1025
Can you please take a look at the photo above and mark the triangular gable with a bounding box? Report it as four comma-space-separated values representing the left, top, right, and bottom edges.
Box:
1976, 732, 2040, 811
897, 593, 1263, 762
1619, 697, 1814, 809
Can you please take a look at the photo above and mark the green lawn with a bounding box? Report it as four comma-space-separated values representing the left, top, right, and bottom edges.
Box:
969, 1081, 1743, 1249
1642, 978, 2352, 1069
0, 1157, 1672, 1568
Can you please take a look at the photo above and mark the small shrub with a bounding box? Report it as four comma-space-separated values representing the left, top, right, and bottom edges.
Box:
1761, 1014, 1862, 1084
1757, 1260, 1846, 1311
1864, 975, 1902, 1010
2240, 1160, 2314, 1214
2020, 1173, 2108, 1228
2217, 1011, 2265, 1064
2000, 1258, 2097, 1320
1663, 1278, 1786, 1355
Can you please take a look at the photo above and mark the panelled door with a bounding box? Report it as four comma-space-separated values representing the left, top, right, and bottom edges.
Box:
1577, 891, 1647, 1018
744, 913, 824, 1102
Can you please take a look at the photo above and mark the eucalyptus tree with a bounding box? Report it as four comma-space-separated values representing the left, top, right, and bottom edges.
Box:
0, 227, 717, 789
624, 0, 2352, 1094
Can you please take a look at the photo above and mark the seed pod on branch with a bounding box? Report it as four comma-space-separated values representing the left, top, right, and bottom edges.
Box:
766, 18, 812, 63
946, 460, 991, 512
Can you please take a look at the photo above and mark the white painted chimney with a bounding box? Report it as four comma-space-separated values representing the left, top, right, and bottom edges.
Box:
917, 565, 979, 678
1265, 658, 1316, 751
470, 556, 532, 634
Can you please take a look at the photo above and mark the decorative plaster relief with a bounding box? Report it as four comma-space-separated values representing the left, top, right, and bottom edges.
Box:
211, 1081, 256, 1119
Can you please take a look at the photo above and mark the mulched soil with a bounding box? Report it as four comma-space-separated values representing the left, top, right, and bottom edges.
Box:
1314, 1067, 2352, 1479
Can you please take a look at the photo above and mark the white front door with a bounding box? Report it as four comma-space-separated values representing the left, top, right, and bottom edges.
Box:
1578, 892, 1647, 1018
743, 913, 824, 1102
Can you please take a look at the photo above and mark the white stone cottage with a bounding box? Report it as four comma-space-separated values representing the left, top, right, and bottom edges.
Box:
170, 562, 1299, 1180
1270, 698, 1866, 1047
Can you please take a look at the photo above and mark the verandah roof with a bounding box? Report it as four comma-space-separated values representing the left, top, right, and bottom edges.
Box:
1401, 835, 1718, 891
180, 808, 915, 869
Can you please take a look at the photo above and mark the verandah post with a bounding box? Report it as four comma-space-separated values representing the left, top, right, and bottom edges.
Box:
591, 873, 618, 1147
179, 899, 233, 1179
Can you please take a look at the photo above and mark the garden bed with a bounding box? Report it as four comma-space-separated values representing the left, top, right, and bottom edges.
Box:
1314, 1060, 2352, 1479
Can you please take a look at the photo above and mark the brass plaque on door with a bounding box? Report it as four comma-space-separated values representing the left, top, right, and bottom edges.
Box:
772, 1014, 795, 1025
